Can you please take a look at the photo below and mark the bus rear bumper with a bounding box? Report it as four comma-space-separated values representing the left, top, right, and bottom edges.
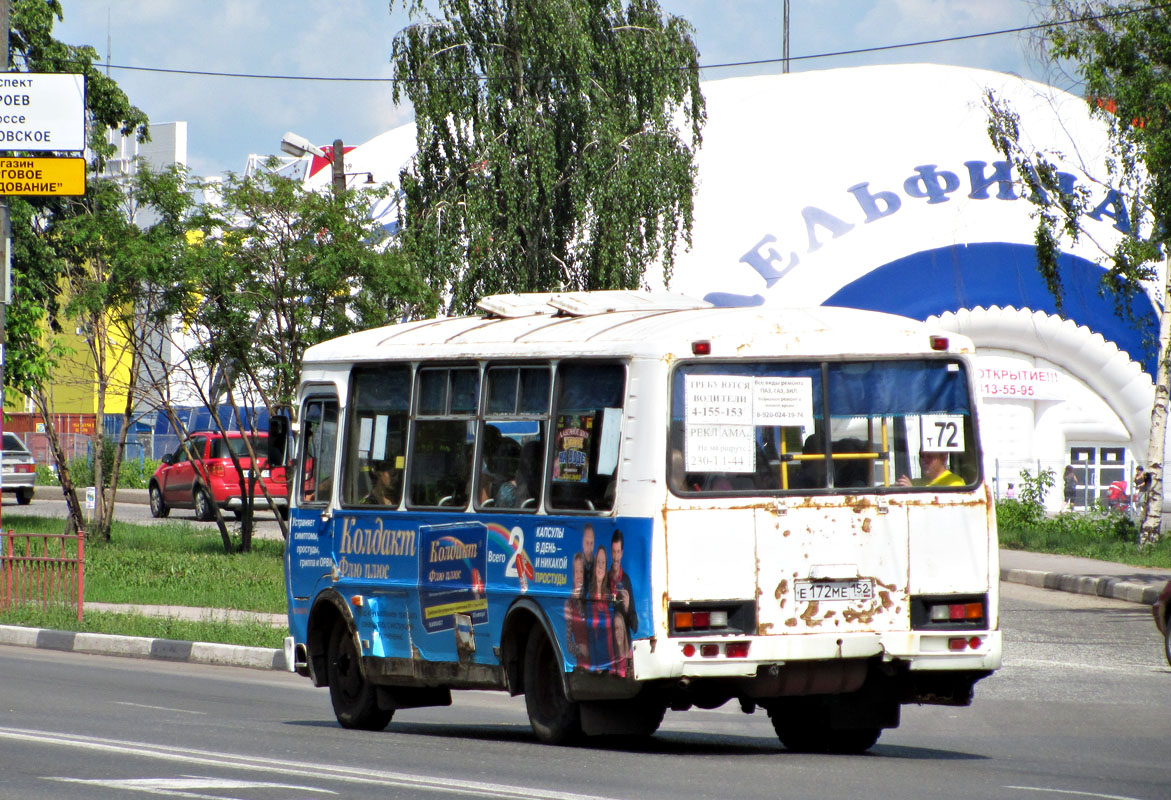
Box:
633, 629, 1002, 680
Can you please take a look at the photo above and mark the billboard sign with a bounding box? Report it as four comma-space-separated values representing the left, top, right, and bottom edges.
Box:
0, 73, 86, 152
0, 156, 84, 195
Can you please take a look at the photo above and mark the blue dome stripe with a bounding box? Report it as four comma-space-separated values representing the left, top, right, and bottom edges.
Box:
820, 242, 1157, 377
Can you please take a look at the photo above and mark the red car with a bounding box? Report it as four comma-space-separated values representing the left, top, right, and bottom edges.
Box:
1155, 580, 1171, 667
149, 431, 288, 521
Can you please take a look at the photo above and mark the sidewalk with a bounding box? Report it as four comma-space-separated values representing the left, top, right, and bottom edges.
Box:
999, 548, 1171, 605
2, 550, 1168, 673
0, 602, 290, 672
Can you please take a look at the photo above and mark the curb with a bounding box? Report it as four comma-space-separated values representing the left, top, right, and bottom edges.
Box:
1000, 567, 1161, 605
0, 624, 289, 671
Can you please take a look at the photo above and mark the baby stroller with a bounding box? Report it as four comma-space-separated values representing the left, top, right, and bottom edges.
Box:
1106, 480, 1129, 512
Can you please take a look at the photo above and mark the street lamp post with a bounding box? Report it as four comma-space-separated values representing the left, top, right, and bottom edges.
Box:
280, 132, 346, 198
330, 139, 344, 198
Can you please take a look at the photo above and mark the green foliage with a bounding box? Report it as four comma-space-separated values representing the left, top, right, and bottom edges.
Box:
996, 468, 1056, 528
2, 514, 286, 612
5, 0, 156, 401
984, 2, 1171, 547
1018, 467, 1056, 507
182, 167, 437, 411
45, 446, 160, 490
391, 0, 706, 313
997, 502, 1171, 567
8, 0, 149, 167
985, 2, 1168, 323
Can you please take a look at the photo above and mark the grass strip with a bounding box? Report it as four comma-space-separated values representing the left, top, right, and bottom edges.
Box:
997, 502, 1171, 568
0, 604, 287, 650
1, 514, 287, 647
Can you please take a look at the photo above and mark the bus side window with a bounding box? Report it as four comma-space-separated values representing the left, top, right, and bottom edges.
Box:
344, 366, 410, 507
477, 365, 550, 512
408, 367, 479, 509
300, 397, 339, 506
548, 362, 625, 512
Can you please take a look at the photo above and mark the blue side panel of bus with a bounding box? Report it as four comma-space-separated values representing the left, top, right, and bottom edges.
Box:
285, 509, 653, 674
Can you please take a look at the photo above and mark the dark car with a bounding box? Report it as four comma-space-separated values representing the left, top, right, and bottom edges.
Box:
1155, 580, 1171, 667
149, 431, 288, 521
1, 432, 36, 505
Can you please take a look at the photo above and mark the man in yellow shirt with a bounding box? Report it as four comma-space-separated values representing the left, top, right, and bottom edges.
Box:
897, 451, 964, 487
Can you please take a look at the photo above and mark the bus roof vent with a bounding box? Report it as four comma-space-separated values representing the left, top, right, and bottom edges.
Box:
476, 293, 563, 318
477, 290, 712, 319
548, 291, 712, 317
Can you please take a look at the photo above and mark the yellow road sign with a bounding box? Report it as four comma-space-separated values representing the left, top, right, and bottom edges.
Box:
0, 157, 84, 195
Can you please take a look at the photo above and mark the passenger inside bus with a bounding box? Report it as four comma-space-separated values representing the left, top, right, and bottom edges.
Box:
898, 450, 964, 487
496, 440, 542, 508
362, 460, 398, 505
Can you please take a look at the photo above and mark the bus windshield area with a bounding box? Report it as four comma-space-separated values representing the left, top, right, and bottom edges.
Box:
670, 359, 978, 494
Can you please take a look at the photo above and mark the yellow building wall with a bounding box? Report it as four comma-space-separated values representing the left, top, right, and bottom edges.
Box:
4, 310, 135, 418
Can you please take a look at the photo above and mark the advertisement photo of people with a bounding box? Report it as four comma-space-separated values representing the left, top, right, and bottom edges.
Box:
563, 523, 638, 677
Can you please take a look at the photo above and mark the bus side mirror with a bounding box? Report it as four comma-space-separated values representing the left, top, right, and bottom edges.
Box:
268, 415, 289, 466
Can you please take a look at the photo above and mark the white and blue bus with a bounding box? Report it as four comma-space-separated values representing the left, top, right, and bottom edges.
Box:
278, 291, 1001, 752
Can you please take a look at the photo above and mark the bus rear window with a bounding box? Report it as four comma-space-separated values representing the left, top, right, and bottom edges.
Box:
670, 359, 978, 494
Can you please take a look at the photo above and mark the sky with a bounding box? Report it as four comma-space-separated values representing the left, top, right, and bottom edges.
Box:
50, 0, 1069, 179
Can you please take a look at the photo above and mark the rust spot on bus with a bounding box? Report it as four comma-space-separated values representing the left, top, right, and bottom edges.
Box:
861, 517, 872, 533
759, 622, 774, 635
800, 601, 822, 626
784, 617, 798, 627
775, 579, 789, 599
845, 496, 872, 514
842, 606, 877, 624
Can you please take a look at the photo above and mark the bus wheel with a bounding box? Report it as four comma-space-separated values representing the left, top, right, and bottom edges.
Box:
524, 629, 581, 745
771, 714, 880, 754
327, 624, 393, 731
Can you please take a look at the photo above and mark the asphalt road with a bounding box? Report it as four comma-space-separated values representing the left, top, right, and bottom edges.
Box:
0, 582, 1167, 800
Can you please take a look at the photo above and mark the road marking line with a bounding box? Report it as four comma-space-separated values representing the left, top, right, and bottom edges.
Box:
51, 775, 336, 798
114, 702, 206, 715
0, 727, 620, 800
1005, 785, 1148, 800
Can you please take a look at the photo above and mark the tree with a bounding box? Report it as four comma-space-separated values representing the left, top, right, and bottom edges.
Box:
5, 0, 162, 540
183, 165, 437, 416
390, 0, 706, 314
985, 1, 1171, 544
10, 164, 193, 542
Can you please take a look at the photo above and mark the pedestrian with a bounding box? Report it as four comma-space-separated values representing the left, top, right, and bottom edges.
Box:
1005, 482, 1016, 500
1063, 465, 1077, 511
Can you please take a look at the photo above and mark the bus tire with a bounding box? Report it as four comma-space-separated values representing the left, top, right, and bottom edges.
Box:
524, 628, 581, 745
327, 623, 393, 731
770, 713, 881, 754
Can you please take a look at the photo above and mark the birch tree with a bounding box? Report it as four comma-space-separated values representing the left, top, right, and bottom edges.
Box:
390, 0, 706, 313
985, 1, 1171, 544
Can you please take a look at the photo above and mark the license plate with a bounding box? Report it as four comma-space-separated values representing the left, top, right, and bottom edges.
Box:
794, 579, 874, 602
